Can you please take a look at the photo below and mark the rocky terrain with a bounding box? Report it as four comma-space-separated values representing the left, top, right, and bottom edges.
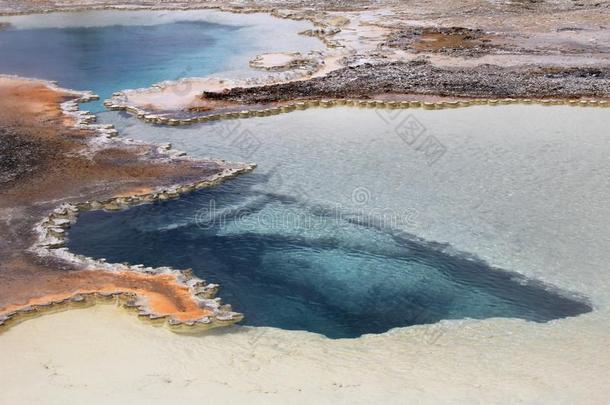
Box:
57, 0, 608, 117
203, 61, 610, 103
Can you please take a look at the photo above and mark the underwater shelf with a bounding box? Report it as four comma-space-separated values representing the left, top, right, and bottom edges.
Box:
67, 175, 592, 339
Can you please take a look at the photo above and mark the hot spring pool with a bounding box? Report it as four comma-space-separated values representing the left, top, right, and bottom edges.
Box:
67, 171, 592, 338
2, 9, 605, 338
67, 105, 606, 338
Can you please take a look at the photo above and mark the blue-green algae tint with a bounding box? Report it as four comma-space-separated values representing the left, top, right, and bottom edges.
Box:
67, 173, 592, 339
0, 21, 240, 111
0, 11, 320, 111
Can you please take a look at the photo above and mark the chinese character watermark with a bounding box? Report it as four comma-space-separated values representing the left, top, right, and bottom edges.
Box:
376, 111, 447, 165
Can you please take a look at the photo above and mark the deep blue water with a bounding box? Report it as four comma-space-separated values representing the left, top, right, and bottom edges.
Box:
0, 21, 242, 111
67, 173, 592, 338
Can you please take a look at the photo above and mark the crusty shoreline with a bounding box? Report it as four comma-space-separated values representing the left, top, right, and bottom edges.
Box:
105, 92, 609, 129
0, 75, 256, 334
30, 0, 604, 120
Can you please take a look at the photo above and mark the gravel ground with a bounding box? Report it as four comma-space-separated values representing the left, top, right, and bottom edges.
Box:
0, 125, 55, 185
203, 60, 610, 102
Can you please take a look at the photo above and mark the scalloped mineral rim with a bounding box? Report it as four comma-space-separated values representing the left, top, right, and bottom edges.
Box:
103, 93, 610, 128
0, 76, 256, 335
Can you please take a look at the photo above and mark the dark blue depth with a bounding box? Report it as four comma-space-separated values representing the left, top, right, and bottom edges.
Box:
67, 174, 592, 338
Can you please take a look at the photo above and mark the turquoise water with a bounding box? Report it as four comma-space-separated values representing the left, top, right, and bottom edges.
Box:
85, 105, 605, 337
0, 21, 238, 111
67, 172, 591, 338
0, 10, 320, 111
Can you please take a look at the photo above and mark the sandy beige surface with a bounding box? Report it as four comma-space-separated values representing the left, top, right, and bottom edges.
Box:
0, 304, 609, 404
